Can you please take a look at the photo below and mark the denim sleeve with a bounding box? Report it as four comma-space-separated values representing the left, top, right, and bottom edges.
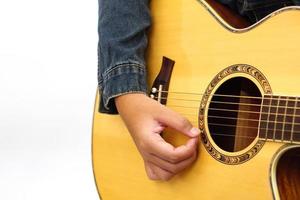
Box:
98, 0, 151, 114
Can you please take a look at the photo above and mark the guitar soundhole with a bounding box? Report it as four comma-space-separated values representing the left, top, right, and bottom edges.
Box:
208, 77, 262, 152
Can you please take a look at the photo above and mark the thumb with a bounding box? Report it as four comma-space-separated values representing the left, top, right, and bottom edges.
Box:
155, 105, 200, 137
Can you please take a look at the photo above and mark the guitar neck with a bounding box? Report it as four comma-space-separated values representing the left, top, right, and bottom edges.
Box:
259, 94, 300, 144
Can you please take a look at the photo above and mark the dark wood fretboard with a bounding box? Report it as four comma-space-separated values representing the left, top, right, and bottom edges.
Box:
259, 95, 300, 143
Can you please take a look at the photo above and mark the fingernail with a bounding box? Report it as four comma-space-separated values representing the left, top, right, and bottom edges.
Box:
190, 127, 200, 137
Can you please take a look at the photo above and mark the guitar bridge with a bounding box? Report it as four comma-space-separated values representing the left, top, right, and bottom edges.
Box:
150, 56, 175, 105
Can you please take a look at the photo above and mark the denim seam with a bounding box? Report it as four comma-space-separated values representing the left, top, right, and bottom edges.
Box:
102, 62, 145, 82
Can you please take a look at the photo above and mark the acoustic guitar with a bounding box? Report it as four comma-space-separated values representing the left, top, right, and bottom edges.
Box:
92, 0, 300, 199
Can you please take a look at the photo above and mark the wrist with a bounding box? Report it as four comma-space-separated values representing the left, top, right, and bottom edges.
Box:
115, 93, 148, 112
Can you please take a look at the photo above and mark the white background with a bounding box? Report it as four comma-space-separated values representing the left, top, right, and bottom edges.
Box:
0, 0, 100, 199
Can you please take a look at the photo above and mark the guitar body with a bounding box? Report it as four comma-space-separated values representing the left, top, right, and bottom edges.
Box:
92, 1, 300, 199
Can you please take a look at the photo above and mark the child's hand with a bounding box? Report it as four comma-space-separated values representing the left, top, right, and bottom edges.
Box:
115, 93, 200, 181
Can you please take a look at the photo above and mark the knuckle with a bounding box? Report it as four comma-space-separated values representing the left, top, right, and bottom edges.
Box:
179, 117, 191, 129
169, 154, 180, 163
187, 147, 195, 156
147, 174, 156, 180
169, 165, 179, 173
192, 152, 198, 161
180, 117, 189, 126
187, 153, 197, 165
161, 174, 173, 181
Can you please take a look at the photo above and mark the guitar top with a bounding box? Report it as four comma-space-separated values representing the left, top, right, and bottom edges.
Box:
93, 1, 300, 199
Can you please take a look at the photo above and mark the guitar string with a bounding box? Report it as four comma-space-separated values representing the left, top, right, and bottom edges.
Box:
165, 104, 300, 136
180, 120, 299, 141
201, 100, 296, 109
200, 108, 293, 117
190, 131, 297, 142
151, 92, 300, 138
194, 132, 264, 141
166, 107, 300, 136
155, 96, 299, 110
189, 121, 300, 134
167, 105, 300, 118
152, 95, 300, 117
188, 121, 300, 140
176, 111, 300, 135
178, 113, 300, 126
156, 90, 300, 101
162, 111, 299, 141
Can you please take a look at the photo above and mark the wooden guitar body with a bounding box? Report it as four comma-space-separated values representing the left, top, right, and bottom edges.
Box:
92, 1, 300, 199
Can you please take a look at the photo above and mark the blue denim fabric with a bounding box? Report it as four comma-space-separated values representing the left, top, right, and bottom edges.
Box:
238, 0, 299, 22
98, 0, 151, 114
217, 0, 300, 22
98, 0, 299, 114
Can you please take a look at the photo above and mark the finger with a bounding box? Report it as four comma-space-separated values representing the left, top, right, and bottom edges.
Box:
149, 135, 198, 163
144, 161, 159, 180
153, 123, 166, 134
155, 105, 200, 137
148, 151, 197, 174
147, 161, 174, 181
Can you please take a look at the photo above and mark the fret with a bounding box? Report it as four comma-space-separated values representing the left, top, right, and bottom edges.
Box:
293, 97, 300, 143
272, 96, 280, 141
281, 98, 288, 141
267, 96, 278, 140
275, 96, 287, 141
258, 95, 271, 140
283, 97, 295, 141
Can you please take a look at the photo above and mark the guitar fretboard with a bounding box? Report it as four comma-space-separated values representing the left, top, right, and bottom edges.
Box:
259, 95, 300, 143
